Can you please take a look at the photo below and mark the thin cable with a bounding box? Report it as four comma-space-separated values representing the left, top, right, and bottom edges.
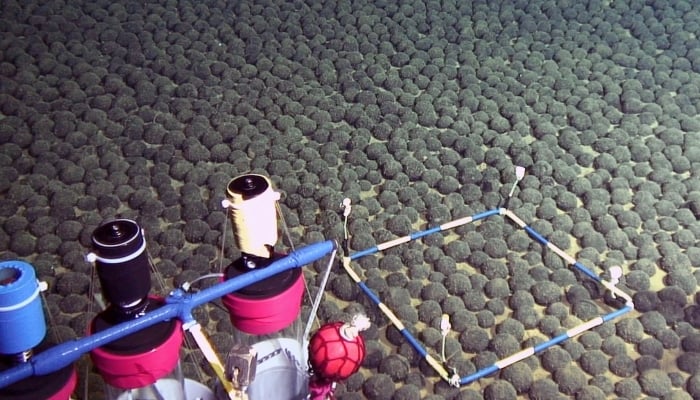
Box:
343, 217, 348, 241
146, 384, 166, 400
148, 251, 168, 297
146, 229, 210, 393
218, 214, 229, 273
183, 333, 208, 390
146, 243, 197, 399
275, 199, 316, 318
275, 199, 314, 320
276, 202, 296, 252
40, 285, 64, 342
83, 263, 100, 400
302, 249, 337, 342
147, 236, 217, 390
181, 273, 225, 292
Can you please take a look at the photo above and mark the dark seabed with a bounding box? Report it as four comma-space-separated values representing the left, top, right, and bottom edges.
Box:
1, 0, 699, 399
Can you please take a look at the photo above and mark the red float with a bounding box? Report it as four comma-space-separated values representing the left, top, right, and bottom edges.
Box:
309, 321, 366, 382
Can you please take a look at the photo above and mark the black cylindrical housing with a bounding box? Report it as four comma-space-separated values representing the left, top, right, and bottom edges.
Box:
90, 219, 151, 308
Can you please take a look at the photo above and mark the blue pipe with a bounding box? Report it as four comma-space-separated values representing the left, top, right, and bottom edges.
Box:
0, 240, 336, 389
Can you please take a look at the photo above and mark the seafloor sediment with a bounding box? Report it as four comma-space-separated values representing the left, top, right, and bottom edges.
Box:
1, 0, 699, 399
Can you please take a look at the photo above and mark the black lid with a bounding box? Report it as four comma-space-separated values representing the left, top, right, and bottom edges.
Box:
227, 175, 269, 200
91, 219, 143, 259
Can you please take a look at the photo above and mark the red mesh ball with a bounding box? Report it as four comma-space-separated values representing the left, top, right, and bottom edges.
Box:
309, 322, 366, 381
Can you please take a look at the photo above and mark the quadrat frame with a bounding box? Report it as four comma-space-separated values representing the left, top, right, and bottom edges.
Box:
343, 207, 635, 387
